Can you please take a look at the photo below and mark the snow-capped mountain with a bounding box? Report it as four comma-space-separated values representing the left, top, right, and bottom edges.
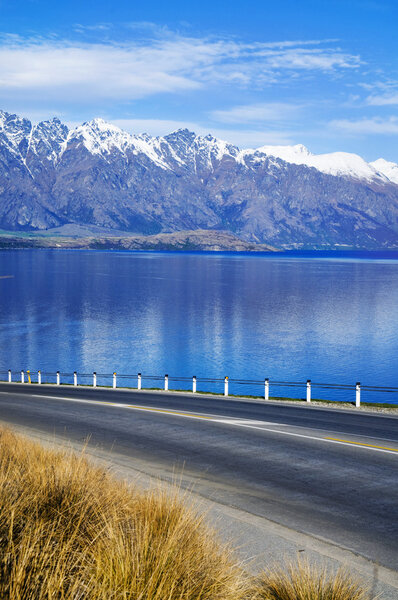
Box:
1, 109, 398, 248
370, 158, 398, 186
60, 119, 240, 172
58, 118, 398, 185
249, 144, 390, 183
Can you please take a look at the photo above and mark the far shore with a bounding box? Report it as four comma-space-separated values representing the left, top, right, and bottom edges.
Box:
1, 227, 398, 253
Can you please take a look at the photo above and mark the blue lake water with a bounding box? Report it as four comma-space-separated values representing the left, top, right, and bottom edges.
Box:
0, 249, 398, 404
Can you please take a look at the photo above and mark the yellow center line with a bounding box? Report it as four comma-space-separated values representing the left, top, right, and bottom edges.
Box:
126, 405, 213, 419
101, 401, 213, 419
2, 390, 397, 455
325, 437, 398, 452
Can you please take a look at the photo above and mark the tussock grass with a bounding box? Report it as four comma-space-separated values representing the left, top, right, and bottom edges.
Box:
0, 428, 372, 600
254, 559, 369, 600
0, 428, 247, 599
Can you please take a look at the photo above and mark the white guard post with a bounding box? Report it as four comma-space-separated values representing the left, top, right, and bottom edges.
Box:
8, 369, 11, 383
193, 376, 197, 393
113, 372, 117, 389
93, 372, 97, 387
164, 374, 168, 391
137, 373, 142, 390
56, 371, 60, 385
306, 379, 311, 403
74, 371, 77, 386
21, 370, 24, 384
38, 370, 41, 385
356, 382, 361, 407
224, 376, 229, 397
264, 378, 269, 400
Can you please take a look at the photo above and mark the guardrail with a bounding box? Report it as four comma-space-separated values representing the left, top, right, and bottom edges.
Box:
1, 369, 398, 407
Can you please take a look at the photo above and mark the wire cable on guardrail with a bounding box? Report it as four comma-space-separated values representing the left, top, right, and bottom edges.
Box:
1, 370, 398, 407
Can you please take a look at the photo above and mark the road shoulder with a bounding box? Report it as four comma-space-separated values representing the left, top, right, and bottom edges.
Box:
2, 420, 397, 600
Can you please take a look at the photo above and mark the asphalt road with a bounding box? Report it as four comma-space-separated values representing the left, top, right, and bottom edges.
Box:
0, 382, 397, 571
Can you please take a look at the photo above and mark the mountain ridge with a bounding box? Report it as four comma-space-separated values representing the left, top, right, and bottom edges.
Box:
1, 109, 398, 249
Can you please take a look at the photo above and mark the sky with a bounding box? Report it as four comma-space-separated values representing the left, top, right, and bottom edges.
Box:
0, 0, 397, 161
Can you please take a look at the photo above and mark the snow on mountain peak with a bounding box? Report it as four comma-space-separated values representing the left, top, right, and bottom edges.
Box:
85, 117, 124, 135
162, 129, 238, 173
202, 134, 237, 159
251, 143, 388, 183
256, 143, 312, 161
69, 118, 133, 157
312, 151, 385, 182
63, 118, 170, 169
36, 117, 68, 137
0, 110, 32, 158
1, 108, 398, 186
0, 109, 9, 128
80, 118, 129, 141
167, 128, 196, 139
370, 158, 398, 185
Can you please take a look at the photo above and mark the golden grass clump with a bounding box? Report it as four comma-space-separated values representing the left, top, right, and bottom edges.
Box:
0, 427, 372, 600
0, 428, 248, 599
254, 559, 369, 600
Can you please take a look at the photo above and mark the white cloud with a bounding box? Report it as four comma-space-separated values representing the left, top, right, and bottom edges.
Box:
211, 102, 301, 124
254, 47, 360, 70
0, 41, 202, 101
366, 93, 398, 105
330, 116, 398, 135
0, 34, 361, 105
73, 23, 112, 33
360, 79, 398, 105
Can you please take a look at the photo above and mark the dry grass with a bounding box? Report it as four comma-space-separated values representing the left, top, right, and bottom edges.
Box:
0, 428, 248, 599
0, 427, 372, 600
254, 559, 369, 600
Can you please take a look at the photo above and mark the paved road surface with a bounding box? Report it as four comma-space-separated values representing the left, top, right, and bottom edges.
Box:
0, 383, 397, 573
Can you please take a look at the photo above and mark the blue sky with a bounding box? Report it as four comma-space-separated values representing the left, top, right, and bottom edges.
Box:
1, 0, 397, 161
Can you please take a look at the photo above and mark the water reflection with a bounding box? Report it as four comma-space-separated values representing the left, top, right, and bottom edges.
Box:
0, 249, 398, 403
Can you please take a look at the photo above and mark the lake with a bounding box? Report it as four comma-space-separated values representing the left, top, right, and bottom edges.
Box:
0, 249, 398, 404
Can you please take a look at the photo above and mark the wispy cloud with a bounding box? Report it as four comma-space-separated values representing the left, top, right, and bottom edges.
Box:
366, 93, 398, 105
211, 102, 301, 124
252, 47, 360, 70
0, 33, 361, 105
73, 23, 112, 33
360, 79, 398, 105
331, 116, 398, 135
0, 39, 201, 101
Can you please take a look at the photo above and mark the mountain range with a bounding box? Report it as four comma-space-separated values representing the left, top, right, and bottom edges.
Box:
1, 109, 398, 249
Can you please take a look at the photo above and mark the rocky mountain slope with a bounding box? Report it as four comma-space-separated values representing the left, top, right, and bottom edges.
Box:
1, 109, 398, 249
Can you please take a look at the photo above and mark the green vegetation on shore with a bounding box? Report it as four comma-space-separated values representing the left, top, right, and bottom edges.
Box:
0, 427, 371, 599
0, 228, 278, 252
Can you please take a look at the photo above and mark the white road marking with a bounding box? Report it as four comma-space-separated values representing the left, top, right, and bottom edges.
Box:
0, 390, 397, 455
214, 419, 286, 426
212, 420, 398, 455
